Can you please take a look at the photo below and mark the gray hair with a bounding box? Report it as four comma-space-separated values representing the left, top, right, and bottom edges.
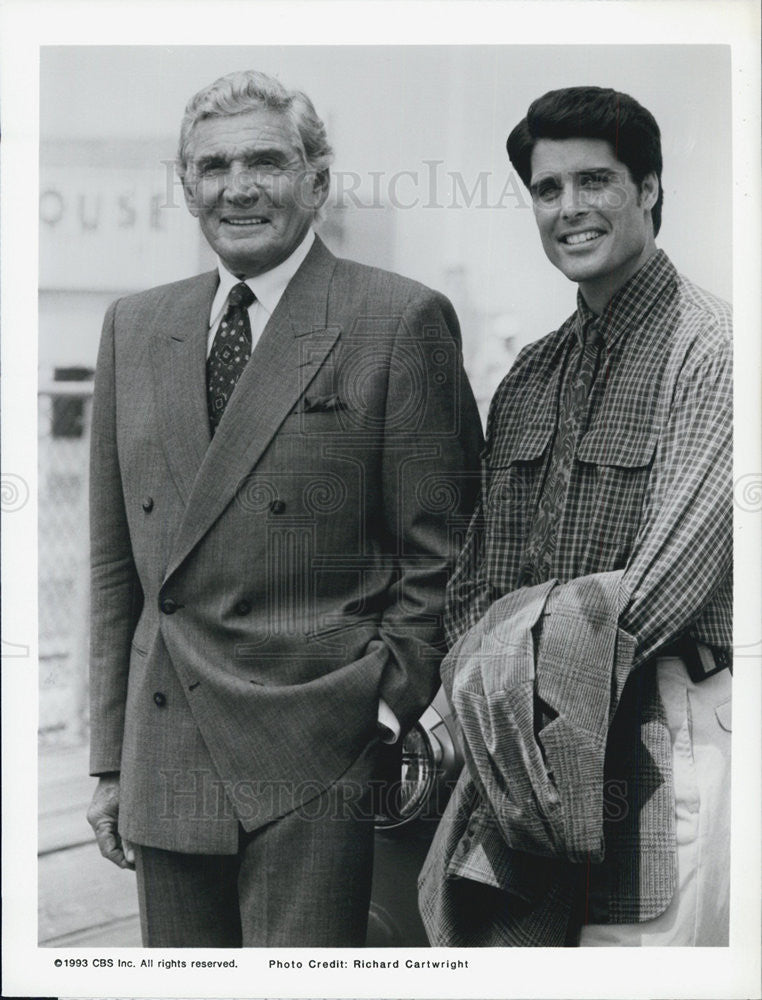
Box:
177, 69, 334, 180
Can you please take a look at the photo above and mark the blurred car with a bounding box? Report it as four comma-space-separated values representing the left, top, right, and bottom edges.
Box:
366, 687, 464, 946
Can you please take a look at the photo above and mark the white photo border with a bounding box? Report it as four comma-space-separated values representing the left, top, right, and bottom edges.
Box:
2, 2, 760, 998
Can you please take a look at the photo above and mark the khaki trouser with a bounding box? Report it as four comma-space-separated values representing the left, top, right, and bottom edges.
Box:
580, 657, 732, 946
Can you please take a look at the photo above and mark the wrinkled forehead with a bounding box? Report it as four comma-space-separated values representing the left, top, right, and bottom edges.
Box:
185, 107, 304, 163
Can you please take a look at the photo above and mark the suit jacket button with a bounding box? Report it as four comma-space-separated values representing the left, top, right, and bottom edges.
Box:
141, 496, 154, 512
270, 500, 286, 514
153, 691, 167, 707
160, 597, 178, 614
235, 599, 252, 616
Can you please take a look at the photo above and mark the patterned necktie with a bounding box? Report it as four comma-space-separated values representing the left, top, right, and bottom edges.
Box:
519, 320, 604, 586
206, 281, 255, 433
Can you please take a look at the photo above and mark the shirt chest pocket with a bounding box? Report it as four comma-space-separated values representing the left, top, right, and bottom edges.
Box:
484, 421, 554, 588
574, 426, 658, 563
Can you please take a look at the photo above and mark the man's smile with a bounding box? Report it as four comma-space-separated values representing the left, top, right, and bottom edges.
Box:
559, 229, 605, 247
221, 216, 269, 227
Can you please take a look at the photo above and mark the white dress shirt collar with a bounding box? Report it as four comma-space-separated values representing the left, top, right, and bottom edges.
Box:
209, 228, 315, 329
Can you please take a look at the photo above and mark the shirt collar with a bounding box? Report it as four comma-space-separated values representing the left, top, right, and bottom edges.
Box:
574, 249, 676, 349
209, 228, 315, 328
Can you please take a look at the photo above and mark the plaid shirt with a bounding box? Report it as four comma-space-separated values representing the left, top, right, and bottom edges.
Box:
446, 249, 732, 665
425, 251, 732, 942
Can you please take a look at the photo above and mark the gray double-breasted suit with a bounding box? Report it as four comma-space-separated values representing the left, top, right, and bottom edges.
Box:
89, 235, 483, 856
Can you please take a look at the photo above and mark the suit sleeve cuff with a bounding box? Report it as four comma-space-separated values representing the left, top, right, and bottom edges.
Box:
377, 697, 401, 744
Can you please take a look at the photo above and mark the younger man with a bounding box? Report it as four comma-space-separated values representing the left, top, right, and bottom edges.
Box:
420, 87, 732, 947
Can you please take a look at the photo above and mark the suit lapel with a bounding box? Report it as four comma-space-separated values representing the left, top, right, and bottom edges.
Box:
164, 237, 340, 580
151, 271, 218, 504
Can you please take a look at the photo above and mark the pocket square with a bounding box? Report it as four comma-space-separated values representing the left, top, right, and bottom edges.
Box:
302, 393, 348, 413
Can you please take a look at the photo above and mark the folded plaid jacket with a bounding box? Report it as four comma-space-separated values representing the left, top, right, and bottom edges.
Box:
418, 573, 671, 946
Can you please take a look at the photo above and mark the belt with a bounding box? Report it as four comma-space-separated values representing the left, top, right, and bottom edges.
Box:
659, 636, 732, 683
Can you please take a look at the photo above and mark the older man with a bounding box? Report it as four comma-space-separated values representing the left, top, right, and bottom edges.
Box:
86, 69, 482, 947
419, 87, 732, 947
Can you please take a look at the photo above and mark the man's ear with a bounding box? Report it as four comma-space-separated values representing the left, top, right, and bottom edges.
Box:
181, 174, 200, 218
639, 171, 659, 213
